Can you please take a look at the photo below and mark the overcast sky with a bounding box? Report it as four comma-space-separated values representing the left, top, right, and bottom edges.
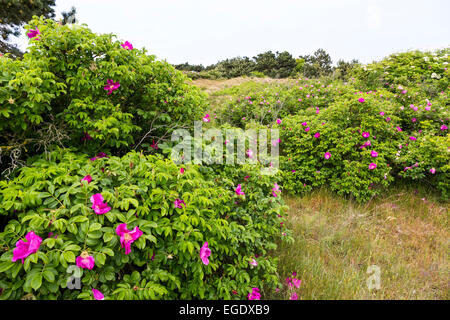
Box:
14, 0, 450, 66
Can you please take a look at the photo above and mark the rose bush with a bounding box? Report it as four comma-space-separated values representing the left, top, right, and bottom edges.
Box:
0, 149, 290, 300
0, 16, 207, 176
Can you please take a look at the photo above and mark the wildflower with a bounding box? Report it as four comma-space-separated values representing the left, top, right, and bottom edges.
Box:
314, 132, 320, 138
200, 242, 211, 265
120, 41, 133, 50
362, 132, 370, 138
396, 126, 402, 132
441, 125, 448, 130
369, 163, 377, 170
248, 288, 261, 300
290, 292, 299, 300
150, 140, 158, 149
76, 251, 95, 270
90, 193, 111, 215
409, 136, 417, 141
305, 127, 310, 132
235, 184, 245, 196
430, 168, 436, 174
104, 79, 120, 95
371, 151, 378, 157
324, 152, 331, 160
81, 175, 92, 184
380, 111, 385, 116
92, 289, 104, 300
202, 114, 210, 122
250, 258, 258, 267
358, 98, 365, 103
246, 149, 253, 159
272, 182, 281, 197
12, 231, 42, 263
180, 168, 185, 174
27, 28, 41, 39
174, 199, 186, 209
116, 223, 143, 255
276, 119, 282, 124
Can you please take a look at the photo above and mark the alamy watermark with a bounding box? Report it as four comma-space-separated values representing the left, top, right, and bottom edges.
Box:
67, 265, 82, 290
366, 265, 381, 290
171, 121, 280, 175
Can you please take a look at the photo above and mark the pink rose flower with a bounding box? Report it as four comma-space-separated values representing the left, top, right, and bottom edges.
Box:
116, 223, 143, 255
12, 231, 42, 263
200, 242, 211, 265
235, 184, 245, 196
247, 288, 261, 300
120, 41, 133, 50
272, 182, 281, 197
81, 175, 92, 184
76, 251, 95, 270
90, 193, 111, 215
92, 289, 104, 300
104, 79, 120, 95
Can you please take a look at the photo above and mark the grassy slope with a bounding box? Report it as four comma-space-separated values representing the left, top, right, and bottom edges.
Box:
193, 77, 449, 300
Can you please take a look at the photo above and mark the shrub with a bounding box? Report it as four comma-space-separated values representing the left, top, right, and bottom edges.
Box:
396, 134, 450, 200
278, 93, 398, 202
0, 17, 207, 176
0, 149, 289, 299
351, 49, 450, 95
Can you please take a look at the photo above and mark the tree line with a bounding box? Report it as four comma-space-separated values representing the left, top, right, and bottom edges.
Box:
175, 49, 359, 80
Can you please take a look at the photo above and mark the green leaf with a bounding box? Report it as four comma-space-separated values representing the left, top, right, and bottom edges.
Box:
0, 261, 14, 273
101, 248, 114, 256
43, 270, 55, 282
96, 253, 106, 266
31, 273, 43, 291
89, 222, 102, 232
63, 251, 76, 263
46, 238, 55, 249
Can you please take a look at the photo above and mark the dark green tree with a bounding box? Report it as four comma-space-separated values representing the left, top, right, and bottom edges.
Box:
0, 0, 56, 58
300, 48, 333, 78
215, 56, 255, 78
253, 51, 277, 77
60, 6, 77, 25
275, 51, 296, 78
334, 58, 359, 80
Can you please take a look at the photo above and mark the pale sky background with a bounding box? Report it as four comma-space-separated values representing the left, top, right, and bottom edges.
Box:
13, 0, 450, 66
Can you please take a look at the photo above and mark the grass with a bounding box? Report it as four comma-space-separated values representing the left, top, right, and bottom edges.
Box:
191, 77, 296, 113
269, 186, 449, 300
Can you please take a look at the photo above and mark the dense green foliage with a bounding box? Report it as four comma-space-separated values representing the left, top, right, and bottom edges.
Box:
0, 149, 289, 299
0, 17, 207, 176
0, 15, 448, 301
212, 49, 449, 201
